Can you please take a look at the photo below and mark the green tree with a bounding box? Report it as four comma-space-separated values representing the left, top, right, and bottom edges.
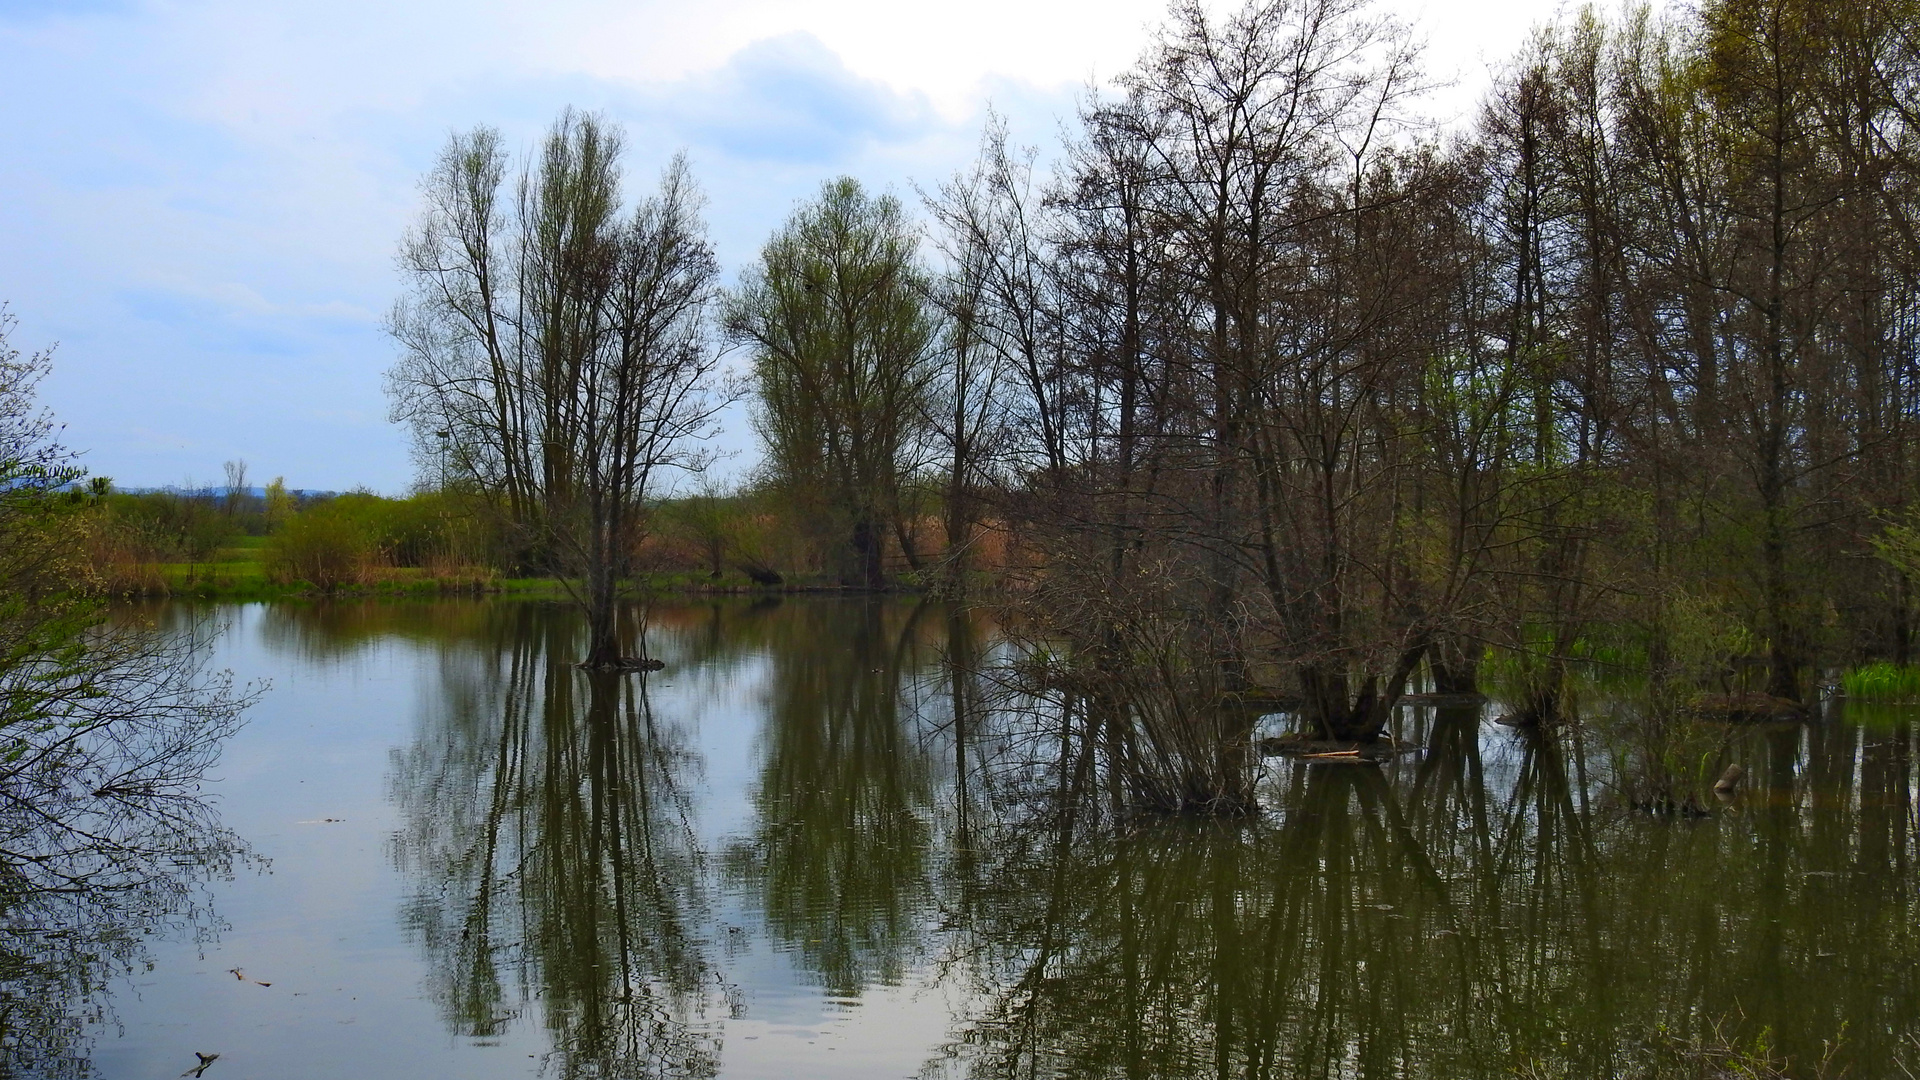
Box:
725, 178, 938, 588
263, 475, 293, 531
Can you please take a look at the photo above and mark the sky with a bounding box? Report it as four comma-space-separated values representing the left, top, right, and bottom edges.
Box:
1, 0, 1572, 493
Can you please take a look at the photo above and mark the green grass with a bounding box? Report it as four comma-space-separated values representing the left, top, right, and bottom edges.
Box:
161, 560, 269, 587
141, 566, 827, 601
134, 535, 850, 600
1841, 662, 1920, 702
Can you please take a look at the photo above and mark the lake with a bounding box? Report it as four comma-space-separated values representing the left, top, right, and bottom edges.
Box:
20, 597, 1920, 1078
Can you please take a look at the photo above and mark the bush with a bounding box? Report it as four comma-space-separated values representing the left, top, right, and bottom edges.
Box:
79, 511, 168, 595
265, 507, 374, 591
262, 491, 504, 591
95, 489, 237, 577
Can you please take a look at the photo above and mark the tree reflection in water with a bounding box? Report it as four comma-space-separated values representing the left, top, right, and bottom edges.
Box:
0, 611, 253, 1076
937, 700, 1920, 1079
389, 605, 718, 1079
362, 599, 1920, 1079
722, 600, 937, 997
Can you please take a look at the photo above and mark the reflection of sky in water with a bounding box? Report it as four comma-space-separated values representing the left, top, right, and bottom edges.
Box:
87, 602, 955, 1079
68, 600, 1920, 1079
94, 604, 540, 1078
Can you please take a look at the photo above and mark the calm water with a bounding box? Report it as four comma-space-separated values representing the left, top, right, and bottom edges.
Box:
20, 598, 1920, 1078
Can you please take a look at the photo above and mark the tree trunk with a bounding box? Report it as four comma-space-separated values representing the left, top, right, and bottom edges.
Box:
1429, 635, 1480, 695
583, 519, 622, 669
850, 516, 884, 590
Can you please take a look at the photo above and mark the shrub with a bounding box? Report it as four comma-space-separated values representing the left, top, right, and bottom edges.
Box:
80, 511, 168, 595
263, 491, 507, 591
265, 507, 374, 591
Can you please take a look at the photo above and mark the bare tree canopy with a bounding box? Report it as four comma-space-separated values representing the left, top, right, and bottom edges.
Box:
885, 0, 1920, 811
387, 111, 726, 665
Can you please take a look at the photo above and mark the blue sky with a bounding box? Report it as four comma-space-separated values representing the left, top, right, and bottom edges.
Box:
0, 0, 1555, 493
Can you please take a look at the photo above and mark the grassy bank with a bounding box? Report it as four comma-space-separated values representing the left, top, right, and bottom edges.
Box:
137, 540, 870, 600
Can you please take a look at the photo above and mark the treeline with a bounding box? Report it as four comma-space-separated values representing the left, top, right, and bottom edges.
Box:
67, 473, 469, 593
69, 478, 827, 596
794, 0, 1920, 744
385, 0, 1920, 719
968, 0, 1920, 756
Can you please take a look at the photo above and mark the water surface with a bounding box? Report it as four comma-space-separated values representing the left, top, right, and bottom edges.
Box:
30, 598, 1920, 1078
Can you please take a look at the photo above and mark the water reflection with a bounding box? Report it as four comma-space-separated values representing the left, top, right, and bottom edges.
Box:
0, 612, 251, 1076
940, 719, 1920, 1079
387, 606, 719, 1077
723, 600, 937, 996
0, 816, 244, 1078
295, 598, 1920, 1078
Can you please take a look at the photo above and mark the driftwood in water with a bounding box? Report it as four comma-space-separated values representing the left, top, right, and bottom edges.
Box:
1713, 763, 1744, 796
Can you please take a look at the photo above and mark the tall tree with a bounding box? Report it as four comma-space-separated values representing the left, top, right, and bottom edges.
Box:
389, 112, 724, 667
1700, 0, 1833, 700
725, 178, 938, 589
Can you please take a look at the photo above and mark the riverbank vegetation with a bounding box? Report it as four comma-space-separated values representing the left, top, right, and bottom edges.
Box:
62, 480, 905, 599
15, 0, 1920, 802
370, 0, 1920, 750
8, 0, 1920, 1070
936, 0, 1920, 777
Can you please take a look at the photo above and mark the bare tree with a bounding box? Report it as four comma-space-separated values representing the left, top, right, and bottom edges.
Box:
221, 458, 248, 520
389, 113, 725, 667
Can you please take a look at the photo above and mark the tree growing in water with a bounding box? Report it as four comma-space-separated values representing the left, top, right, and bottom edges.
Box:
388, 111, 725, 667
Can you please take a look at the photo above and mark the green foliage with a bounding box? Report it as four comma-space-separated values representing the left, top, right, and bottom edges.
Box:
657, 487, 738, 577
264, 476, 293, 531
266, 504, 374, 591
1655, 589, 1762, 686
1842, 662, 1920, 702
263, 491, 480, 591
96, 489, 237, 574
725, 176, 937, 587
0, 308, 93, 689
653, 483, 794, 584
